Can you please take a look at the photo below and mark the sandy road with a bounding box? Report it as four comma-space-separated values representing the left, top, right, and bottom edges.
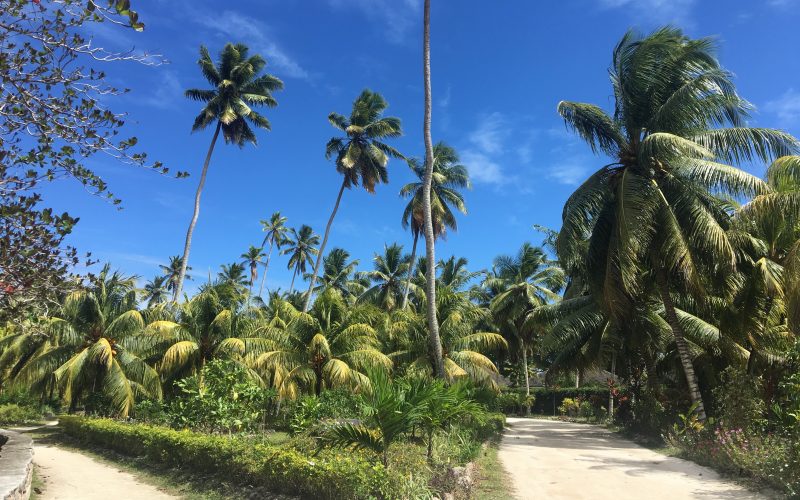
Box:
498, 418, 765, 500
33, 443, 176, 500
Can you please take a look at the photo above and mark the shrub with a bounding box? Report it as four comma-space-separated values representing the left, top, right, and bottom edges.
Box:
712, 367, 765, 432
0, 403, 41, 425
496, 391, 534, 416
528, 387, 610, 415
558, 397, 579, 417
59, 416, 404, 500
168, 360, 277, 434
283, 388, 365, 434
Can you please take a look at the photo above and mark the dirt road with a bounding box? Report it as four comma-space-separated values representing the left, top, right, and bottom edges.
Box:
33, 443, 176, 500
498, 418, 764, 500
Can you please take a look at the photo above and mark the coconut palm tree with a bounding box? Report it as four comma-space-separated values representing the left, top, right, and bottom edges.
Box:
174, 43, 283, 301
308, 248, 368, 301
253, 289, 391, 397
142, 275, 170, 308
556, 27, 797, 419
361, 244, 412, 311
400, 142, 470, 309
488, 244, 565, 395
150, 287, 277, 387
389, 286, 507, 386
241, 245, 266, 298
283, 225, 319, 294
420, 0, 444, 378
302, 90, 404, 311
160, 256, 189, 298
437, 256, 480, 291
12, 264, 161, 417
258, 212, 290, 298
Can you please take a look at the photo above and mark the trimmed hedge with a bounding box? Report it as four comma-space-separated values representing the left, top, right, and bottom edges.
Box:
529, 387, 610, 415
60, 416, 403, 499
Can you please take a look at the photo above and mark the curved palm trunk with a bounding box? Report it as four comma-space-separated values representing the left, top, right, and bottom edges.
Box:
656, 269, 707, 421
174, 121, 222, 302
303, 178, 347, 312
258, 240, 275, 298
422, 0, 445, 378
288, 268, 298, 294
401, 232, 420, 310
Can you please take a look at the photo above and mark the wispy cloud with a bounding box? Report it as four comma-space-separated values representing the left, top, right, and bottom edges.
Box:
545, 160, 590, 186
326, 0, 421, 44
461, 150, 506, 185
193, 11, 309, 80
765, 88, 800, 126
462, 112, 511, 185
468, 112, 508, 155
140, 70, 182, 108
598, 0, 696, 25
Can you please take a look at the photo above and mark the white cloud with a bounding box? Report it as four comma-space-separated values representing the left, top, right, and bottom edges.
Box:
193, 11, 309, 80
461, 150, 507, 185
765, 88, 800, 126
598, 0, 696, 25
468, 112, 507, 155
327, 0, 421, 43
141, 70, 182, 108
438, 85, 452, 108
546, 161, 590, 186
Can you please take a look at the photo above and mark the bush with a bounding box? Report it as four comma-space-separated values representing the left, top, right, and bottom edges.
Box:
283, 389, 366, 434
528, 387, 610, 415
60, 416, 404, 499
167, 360, 277, 434
712, 367, 765, 432
0, 403, 41, 425
496, 391, 534, 416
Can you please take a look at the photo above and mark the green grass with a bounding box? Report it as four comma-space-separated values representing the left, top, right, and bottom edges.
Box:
472, 440, 513, 500
25, 427, 296, 500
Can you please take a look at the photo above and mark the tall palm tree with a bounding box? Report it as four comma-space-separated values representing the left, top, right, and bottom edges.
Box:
142, 275, 169, 308
302, 90, 404, 312
556, 27, 797, 419
174, 43, 283, 301
160, 256, 189, 299
421, 0, 444, 378
258, 212, 290, 298
488, 244, 565, 395
308, 248, 368, 301
361, 243, 412, 311
241, 245, 266, 298
253, 289, 391, 397
400, 142, 470, 308
13, 264, 161, 417
283, 225, 319, 293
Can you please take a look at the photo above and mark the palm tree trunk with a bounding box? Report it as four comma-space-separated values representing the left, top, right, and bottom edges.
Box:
421, 0, 444, 378
656, 269, 707, 421
258, 240, 275, 298
289, 268, 297, 293
608, 351, 616, 421
401, 232, 420, 310
303, 178, 347, 312
174, 121, 222, 302
521, 340, 530, 397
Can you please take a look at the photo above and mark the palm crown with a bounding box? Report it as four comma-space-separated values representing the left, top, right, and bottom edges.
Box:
401, 142, 470, 239
187, 43, 284, 145
325, 89, 405, 192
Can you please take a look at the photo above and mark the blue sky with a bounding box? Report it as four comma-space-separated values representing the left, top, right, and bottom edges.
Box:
43, 0, 800, 294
